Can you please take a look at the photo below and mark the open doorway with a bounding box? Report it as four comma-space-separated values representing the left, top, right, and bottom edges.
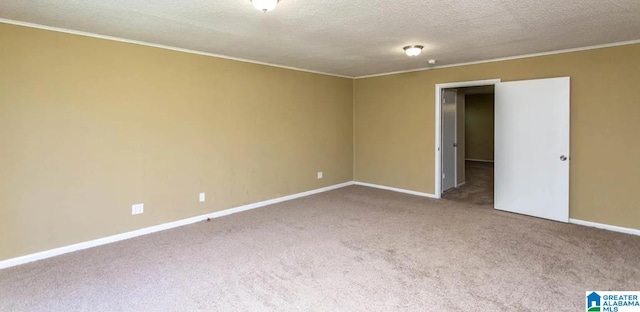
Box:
434, 79, 500, 201
435, 77, 570, 223
441, 86, 495, 206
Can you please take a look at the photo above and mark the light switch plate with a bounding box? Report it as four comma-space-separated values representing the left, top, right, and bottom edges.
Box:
317, 172, 323, 179
199, 192, 206, 202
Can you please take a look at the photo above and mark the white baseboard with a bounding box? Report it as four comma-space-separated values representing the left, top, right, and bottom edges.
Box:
0, 181, 355, 270
465, 158, 494, 163
569, 219, 640, 236
354, 182, 438, 199
353, 183, 640, 237
6, 182, 634, 270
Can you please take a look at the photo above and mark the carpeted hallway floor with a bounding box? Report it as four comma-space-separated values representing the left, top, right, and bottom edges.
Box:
1, 185, 639, 311
443, 160, 494, 206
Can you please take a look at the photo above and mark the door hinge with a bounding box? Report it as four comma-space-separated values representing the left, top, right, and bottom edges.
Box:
442, 173, 445, 179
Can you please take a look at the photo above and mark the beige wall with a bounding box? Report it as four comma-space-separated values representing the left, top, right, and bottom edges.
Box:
456, 90, 465, 184
354, 43, 640, 230
3, 21, 640, 262
465, 94, 494, 161
0, 24, 354, 261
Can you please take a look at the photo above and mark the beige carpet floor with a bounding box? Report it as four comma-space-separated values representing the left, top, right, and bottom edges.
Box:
1, 185, 639, 311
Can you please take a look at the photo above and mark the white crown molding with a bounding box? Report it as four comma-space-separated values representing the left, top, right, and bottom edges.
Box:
0, 181, 355, 270
0, 18, 353, 79
3, 18, 639, 80
354, 181, 438, 198
354, 39, 640, 79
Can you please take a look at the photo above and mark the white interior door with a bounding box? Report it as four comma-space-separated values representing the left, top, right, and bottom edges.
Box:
494, 77, 570, 222
442, 89, 457, 192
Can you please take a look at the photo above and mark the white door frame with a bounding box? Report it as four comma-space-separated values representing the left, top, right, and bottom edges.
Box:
434, 79, 501, 198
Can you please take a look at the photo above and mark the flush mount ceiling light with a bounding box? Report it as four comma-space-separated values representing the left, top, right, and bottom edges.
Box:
251, 0, 279, 12
403, 45, 424, 57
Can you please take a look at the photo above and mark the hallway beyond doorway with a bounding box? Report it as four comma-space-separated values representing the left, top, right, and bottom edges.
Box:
443, 161, 493, 206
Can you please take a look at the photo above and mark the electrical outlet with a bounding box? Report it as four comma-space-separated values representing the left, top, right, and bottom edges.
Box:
317, 172, 323, 179
199, 192, 206, 202
132, 203, 144, 215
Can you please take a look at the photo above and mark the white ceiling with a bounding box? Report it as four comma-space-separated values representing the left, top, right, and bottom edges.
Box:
1, 0, 639, 78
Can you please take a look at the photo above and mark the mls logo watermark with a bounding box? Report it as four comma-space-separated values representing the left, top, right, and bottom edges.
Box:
586, 291, 640, 312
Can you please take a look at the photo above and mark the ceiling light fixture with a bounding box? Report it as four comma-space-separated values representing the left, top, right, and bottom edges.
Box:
403, 45, 424, 57
251, 0, 279, 12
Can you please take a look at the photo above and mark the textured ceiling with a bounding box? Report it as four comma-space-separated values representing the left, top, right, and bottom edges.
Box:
1, 0, 639, 77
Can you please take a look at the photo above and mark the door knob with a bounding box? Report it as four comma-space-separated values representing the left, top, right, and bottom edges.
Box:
560, 155, 567, 161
